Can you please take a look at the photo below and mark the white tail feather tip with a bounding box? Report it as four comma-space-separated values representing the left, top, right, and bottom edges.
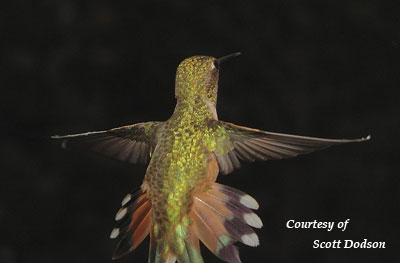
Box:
240, 194, 259, 210
115, 207, 127, 221
241, 233, 259, 247
110, 228, 119, 239
243, 213, 263, 228
121, 194, 131, 206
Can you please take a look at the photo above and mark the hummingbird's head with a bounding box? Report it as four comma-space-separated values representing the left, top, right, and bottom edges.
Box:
175, 53, 241, 105
175, 55, 219, 105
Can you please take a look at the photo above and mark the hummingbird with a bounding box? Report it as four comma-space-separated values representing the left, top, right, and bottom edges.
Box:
53, 52, 370, 263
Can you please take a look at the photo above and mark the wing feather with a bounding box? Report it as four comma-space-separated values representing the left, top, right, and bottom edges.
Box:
211, 121, 370, 175
52, 122, 162, 164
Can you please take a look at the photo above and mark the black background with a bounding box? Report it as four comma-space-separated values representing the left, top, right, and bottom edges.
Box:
2, 1, 399, 262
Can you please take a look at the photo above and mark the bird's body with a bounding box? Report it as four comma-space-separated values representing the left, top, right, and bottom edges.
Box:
144, 98, 219, 261
140, 56, 239, 262
53, 53, 369, 263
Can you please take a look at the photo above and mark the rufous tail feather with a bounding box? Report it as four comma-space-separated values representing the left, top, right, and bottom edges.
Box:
110, 189, 152, 259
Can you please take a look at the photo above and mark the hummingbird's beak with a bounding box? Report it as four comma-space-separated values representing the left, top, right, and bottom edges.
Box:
216, 52, 241, 65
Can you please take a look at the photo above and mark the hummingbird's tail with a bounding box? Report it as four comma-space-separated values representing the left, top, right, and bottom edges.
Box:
147, 182, 261, 263
109, 183, 261, 263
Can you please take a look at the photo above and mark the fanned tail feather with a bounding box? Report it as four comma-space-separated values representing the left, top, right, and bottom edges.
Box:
110, 188, 152, 259
192, 183, 262, 263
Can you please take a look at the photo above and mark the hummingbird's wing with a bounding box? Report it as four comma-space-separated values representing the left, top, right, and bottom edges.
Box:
52, 122, 162, 164
211, 121, 370, 175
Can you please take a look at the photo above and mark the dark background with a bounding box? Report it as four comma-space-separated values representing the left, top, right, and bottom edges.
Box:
2, 0, 399, 262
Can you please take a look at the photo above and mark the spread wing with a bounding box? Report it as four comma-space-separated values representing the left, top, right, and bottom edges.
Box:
211, 121, 370, 175
52, 122, 162, 164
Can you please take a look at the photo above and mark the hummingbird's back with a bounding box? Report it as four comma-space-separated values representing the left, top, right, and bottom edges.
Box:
141, 97, 217, 261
